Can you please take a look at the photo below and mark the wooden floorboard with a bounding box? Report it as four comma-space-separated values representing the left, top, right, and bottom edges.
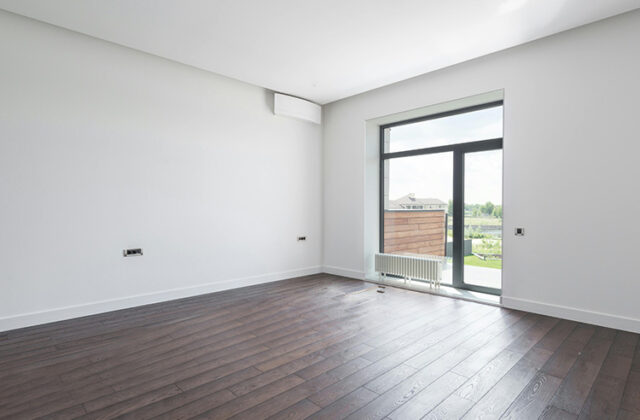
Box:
0, 274, 638, 419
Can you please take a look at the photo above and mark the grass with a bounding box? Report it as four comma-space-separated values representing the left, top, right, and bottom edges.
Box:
448, 217, 503, 227
464, 255, 502, 269
465, 217, 502, 226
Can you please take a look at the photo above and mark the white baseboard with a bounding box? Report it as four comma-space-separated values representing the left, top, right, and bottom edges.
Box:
0, 266, 322, 332
322, 265, 365, 280
502, 296, 640, 334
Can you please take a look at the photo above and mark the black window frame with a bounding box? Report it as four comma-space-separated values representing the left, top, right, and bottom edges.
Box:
379, 100, 504, 295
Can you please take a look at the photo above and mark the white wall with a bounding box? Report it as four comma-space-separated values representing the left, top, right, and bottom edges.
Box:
323, 10, 640, 332
0, 10, 323, 331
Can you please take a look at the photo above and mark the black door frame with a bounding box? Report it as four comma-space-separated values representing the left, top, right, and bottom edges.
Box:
379, 101, 503, 295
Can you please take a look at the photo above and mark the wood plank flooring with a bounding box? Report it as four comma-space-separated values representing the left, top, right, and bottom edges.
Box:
1, 274, 639, 419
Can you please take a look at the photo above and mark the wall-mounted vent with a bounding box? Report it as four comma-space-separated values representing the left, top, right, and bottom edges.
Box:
274, 93, 321, 124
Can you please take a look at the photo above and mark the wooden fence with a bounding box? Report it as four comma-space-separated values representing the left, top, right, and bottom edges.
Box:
383, 210, 447, 256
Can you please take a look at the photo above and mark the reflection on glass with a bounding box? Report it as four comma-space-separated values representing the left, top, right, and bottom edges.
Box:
463, 149, 503, 289
385, 106, 503, 153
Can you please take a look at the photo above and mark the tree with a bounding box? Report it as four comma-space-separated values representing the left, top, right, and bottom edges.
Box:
482, 201, 494, 216
448, 199, 453, 215
492, 205, 502, 218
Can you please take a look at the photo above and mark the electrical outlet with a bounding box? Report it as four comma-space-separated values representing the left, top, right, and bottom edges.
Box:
123, 248, 143, 257
514, 227, 525, 236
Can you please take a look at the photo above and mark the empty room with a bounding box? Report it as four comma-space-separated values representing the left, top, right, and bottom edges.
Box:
1, 1, 640, 419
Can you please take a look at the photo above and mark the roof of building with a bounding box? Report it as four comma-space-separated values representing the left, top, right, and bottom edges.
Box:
389, 194, 446, 209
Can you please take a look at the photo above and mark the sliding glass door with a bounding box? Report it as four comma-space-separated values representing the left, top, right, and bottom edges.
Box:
380, 101, 503, 294
383, 152, 454, 285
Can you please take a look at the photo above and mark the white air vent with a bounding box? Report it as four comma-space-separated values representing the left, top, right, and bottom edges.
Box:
274, 93, 321, 124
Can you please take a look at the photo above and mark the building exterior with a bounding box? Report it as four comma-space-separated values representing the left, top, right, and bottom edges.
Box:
388, 194, 447, 210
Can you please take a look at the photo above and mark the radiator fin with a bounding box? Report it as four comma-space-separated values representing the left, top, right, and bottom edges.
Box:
375, 253, 444, 287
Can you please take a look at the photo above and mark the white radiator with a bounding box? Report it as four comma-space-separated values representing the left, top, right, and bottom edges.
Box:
375, 253, 444, 287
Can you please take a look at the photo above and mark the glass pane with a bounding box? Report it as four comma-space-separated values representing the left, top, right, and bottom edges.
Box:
383, 152, 453, 285
463, 149, 502, 289
385, 106, 502, 153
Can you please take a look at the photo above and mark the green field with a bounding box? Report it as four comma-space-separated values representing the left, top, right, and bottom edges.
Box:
448, 217, 502, 227
464, 255, 502, 269
464, 217, 502, 226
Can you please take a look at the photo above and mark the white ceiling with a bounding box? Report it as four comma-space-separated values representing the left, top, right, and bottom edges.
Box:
1, 0, 638, 104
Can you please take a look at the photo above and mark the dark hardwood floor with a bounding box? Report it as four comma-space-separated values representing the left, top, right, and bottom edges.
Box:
1, 274, 639, 420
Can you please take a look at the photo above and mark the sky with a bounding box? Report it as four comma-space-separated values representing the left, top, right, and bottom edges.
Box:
387, 107, 503, 205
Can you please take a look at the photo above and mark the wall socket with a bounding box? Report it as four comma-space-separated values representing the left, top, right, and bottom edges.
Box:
123, 248, 143, 257
297, 236, 307, 241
